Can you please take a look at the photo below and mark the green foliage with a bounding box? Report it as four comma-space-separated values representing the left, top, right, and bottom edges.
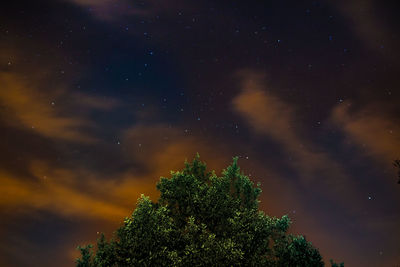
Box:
330, 260, 345, 267
76, 245, 93, 267
76, 155, 342, 266
274, 235, 324, 267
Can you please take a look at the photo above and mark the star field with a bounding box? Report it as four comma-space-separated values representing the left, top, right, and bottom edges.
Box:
0, 0, 399, 266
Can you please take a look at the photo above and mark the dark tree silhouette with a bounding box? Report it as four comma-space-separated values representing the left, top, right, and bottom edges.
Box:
76, 155, 343, 266
394, 159, 400, 184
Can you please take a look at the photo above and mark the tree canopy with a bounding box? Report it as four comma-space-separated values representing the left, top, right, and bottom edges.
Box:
76, 155, 343, 266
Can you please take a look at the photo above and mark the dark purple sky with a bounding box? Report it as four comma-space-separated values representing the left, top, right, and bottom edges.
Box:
0, 0, 399, 266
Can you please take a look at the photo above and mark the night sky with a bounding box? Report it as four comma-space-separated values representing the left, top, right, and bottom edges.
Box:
1, 0, 399, 266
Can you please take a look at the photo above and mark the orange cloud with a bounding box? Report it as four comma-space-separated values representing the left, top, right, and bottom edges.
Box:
0, 170, 126, 222
122, 123, 230, 178
0, 161, 166, 223
231, 70, 364, 208
0, 72, 119, 143
331, 103, 400, 162
232, 71, 294, 143
0, 73, 96, 143
233, 71, 334, 177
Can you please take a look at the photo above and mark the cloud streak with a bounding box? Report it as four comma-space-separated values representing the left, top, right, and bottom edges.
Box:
327, 0, 398, 58
231, 70, 364, 207
0, 66, 120, 143
331, 103, 400, 163
0, 73, 97, 143
0, 163, 148, 222
65, 0, 189, 21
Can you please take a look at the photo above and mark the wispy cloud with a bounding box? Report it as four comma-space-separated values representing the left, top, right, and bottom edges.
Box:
331, 102, 400, 163
66, 0, 148, 20
327, 0, 398, 58
65, 0, 188, 21
0, 73, 97, 143
0, 163, 147, 221
0, 59, 119, 143
232, 70, 363, 205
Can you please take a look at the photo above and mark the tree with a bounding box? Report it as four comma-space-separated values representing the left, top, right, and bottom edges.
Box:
76, 155, 343, 266
394, 159, 400, 184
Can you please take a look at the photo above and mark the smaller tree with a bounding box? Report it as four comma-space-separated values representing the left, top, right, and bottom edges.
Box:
394, 159, 400, 184
330, 260, 344, 267
76, 155, 343, 266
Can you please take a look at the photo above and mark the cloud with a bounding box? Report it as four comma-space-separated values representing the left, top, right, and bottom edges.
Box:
231, 70, 363, 206
327, 0, 397, 58
232, 71, 294, 144
233, 71, 335, 178
331, 103, 400, 162
122, 123, 230, 177
0, 160, 162, 222
0, 73, 94, 143
66, 0, 148, 20
71, 92, 120, 110
65, 0, 189, 21
0, 72, 119, 143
